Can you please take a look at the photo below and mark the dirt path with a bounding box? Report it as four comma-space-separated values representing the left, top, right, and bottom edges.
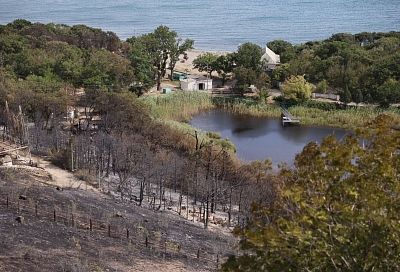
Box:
33, 156, 97, 192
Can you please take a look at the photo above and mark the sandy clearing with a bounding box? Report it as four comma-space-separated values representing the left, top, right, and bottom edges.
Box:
31, 156, 98, 192
174, 49, 230, 76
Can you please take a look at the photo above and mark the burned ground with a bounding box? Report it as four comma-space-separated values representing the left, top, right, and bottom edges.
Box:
0, 167, 235, 272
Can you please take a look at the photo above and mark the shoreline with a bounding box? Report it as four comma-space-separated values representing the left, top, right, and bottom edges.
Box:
145, 92, 400, 130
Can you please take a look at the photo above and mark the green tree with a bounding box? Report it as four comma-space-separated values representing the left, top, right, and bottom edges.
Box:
128, 41, 156, 95
352, 89, 364, 104
315, 79, 328, 93
377, 78, 400, 106
168, 38, 194, 79
223, 115, 400, 271
271, 63, 290, 83
234, 42, 263, 72
81, 49, 133, 88
254, 72, 271, 90
267, 40, 295, 63
340, 87, 352, 104
258, 88, 270, 104
215, 54, 235, 86
193, 52, 219, 78
233, 67, 257, 94
281, 75, 313, 102
130, 26, 183, 91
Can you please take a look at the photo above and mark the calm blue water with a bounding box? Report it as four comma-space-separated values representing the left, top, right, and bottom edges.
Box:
0, 0, 399, 50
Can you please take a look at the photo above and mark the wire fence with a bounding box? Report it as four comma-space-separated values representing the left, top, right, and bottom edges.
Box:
0, 194, 224, 268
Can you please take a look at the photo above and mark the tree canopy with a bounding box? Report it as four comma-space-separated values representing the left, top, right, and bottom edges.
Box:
128, 26, 193, 91
223, 115, 400, 271
265, 32, 400, 104
281, 75, 314, 102
193, 52, 219, 77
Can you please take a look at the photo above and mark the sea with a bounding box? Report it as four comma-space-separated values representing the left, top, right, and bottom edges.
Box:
0, 0, 399, 51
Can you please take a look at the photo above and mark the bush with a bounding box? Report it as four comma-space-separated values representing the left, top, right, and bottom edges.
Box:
74, 169, 96, 185
50, 149, 70, 170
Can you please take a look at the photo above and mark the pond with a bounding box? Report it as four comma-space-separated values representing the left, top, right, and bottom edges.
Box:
190, 110, 349, 165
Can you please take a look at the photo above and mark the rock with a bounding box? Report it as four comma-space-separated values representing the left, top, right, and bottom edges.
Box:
15, 216, 24, 224
56, 186, 62, 191
1, 155, 12, 166
19, 195, 27, 200
23, 252, 32, 260
114, 212, 123, 218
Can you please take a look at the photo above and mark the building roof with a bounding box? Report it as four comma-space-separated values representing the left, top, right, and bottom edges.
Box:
261, 46, 280, 65
180, 74, 212, 82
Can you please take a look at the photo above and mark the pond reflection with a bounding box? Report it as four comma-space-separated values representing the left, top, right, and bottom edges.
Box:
190, 110, 349, 165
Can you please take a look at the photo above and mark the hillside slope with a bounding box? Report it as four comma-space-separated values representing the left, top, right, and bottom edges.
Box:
0, 166, 235, 272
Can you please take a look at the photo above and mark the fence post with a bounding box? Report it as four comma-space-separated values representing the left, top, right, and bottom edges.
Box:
89, 219, 92, 231
53, 209, 56, 222
126, 229, 129, 240
216, 254, 219, 269
197, 249, 200, 259
145, 236, 148, 247
108, 224, 111, 237
6, 195, 9, 208
199, 207, 202, 222
71, 213, 75, 227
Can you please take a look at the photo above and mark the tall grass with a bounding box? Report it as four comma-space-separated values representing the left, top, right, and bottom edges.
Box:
214, 97, 281, 118
216, 98, 400, 129
289, 106, 400, 129
142, 91, 214, 122
144, 92, 400, 129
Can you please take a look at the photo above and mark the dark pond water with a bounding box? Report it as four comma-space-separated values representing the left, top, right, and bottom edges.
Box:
190, 110, 349, 165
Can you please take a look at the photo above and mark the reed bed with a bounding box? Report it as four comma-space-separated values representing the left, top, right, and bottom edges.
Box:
289, 106, 400, 129
214, 97, 281, 118
144, 92, 400, 129
216, 98, 400, 129
143, 91, 214, 121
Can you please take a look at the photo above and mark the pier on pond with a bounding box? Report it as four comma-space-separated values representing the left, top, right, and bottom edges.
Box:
280, 107, 300, 126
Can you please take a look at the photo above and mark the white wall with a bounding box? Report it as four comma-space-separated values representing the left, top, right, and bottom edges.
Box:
180, 79, 213, 91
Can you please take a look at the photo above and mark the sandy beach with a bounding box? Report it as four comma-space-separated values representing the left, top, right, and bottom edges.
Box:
174, 49, 230, 76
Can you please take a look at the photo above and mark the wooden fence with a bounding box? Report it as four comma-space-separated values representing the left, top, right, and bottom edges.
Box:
0, 194, 223, 268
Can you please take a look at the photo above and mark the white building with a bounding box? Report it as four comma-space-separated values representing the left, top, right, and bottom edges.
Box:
180, 75, 213, 91
261, 46, 280, 70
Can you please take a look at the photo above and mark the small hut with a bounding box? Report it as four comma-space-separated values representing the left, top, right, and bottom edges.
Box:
180, 75, 213, 91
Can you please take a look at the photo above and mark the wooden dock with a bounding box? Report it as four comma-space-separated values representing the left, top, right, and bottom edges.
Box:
280, 107, 300, 126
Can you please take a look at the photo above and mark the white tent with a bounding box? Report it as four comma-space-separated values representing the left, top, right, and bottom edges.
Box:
261, 46, 280, 70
